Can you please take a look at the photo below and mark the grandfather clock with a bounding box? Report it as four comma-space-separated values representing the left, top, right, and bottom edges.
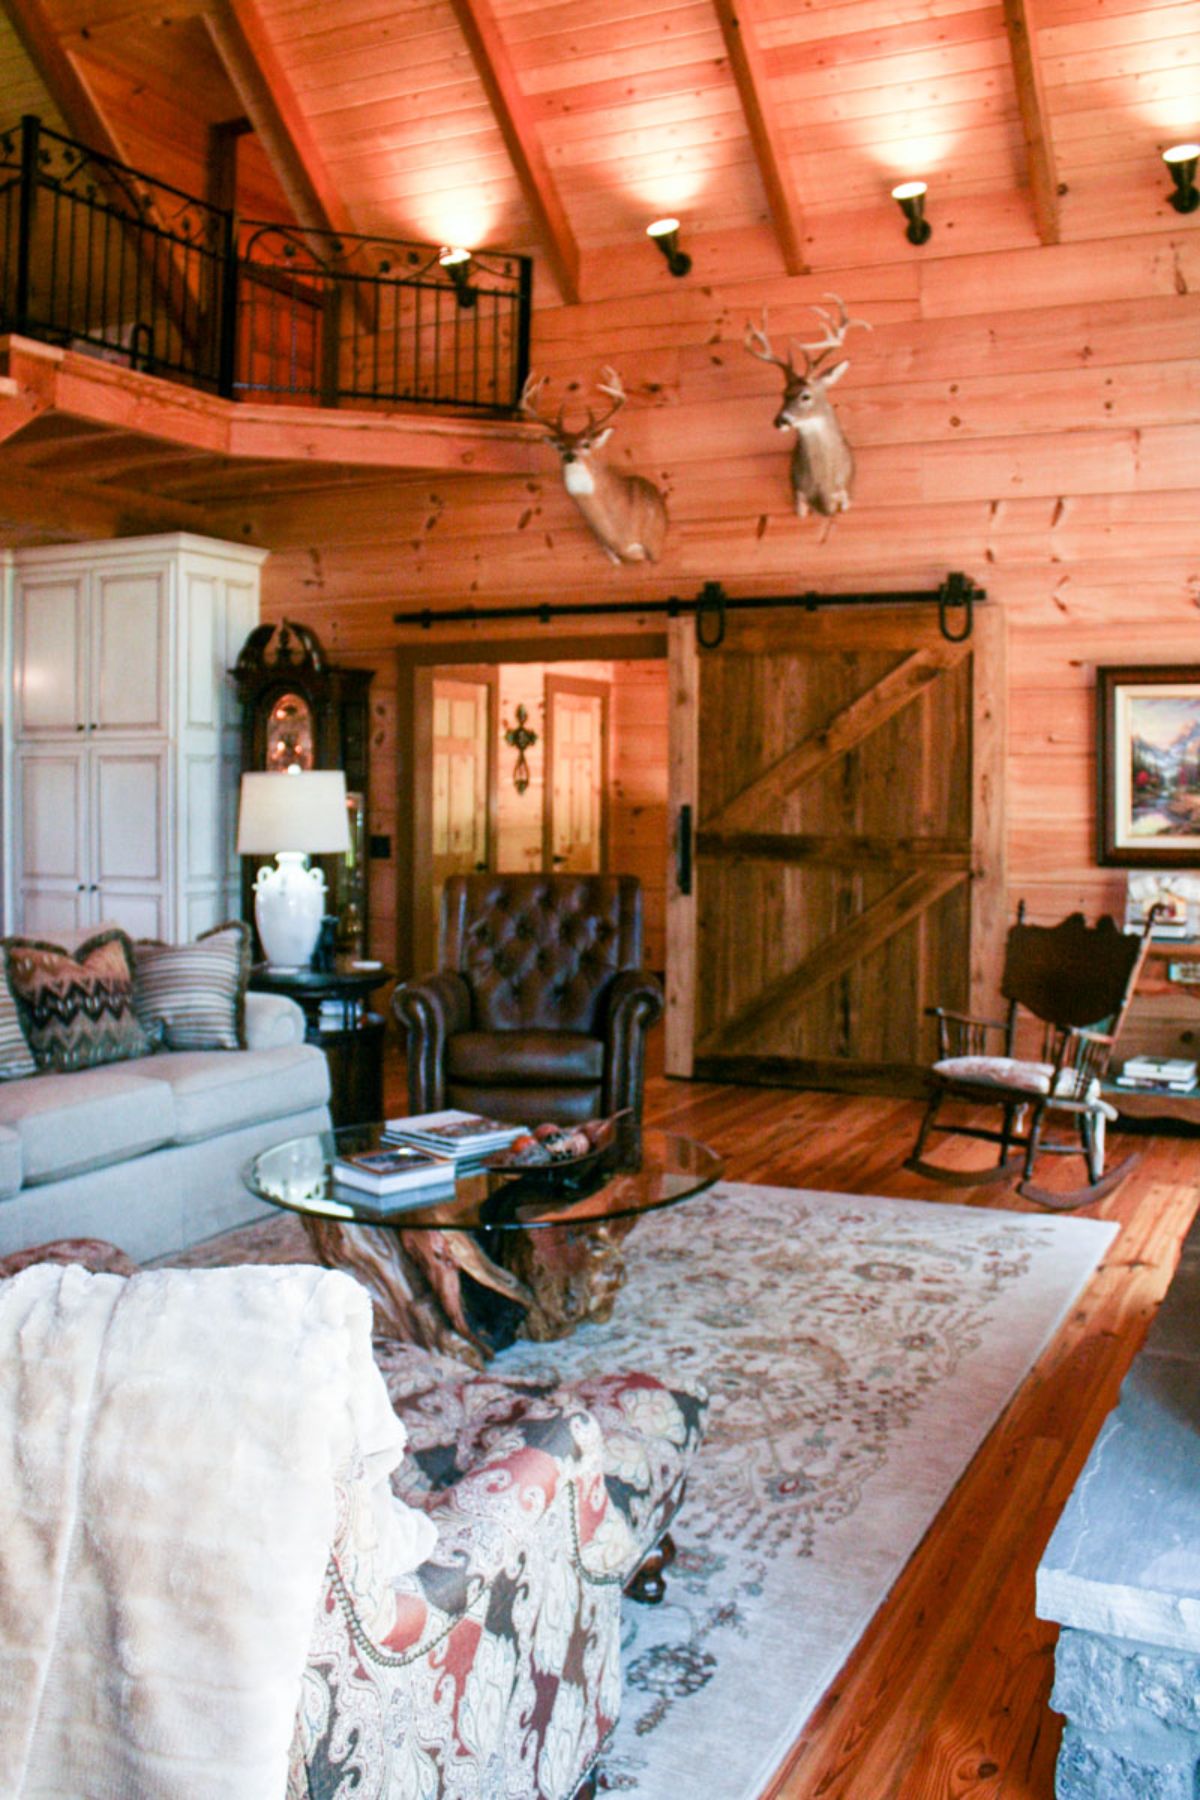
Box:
230, 621, 374, 956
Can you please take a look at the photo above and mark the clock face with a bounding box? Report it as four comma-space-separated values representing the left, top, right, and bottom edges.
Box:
265, 692, 315, 772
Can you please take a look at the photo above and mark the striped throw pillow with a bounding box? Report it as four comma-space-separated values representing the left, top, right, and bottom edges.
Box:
5, 931, 153, 1072
134, 922, 251, 1051
0, 954, 36, 1081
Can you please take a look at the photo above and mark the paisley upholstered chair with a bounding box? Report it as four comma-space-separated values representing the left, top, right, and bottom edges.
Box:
904, 905, 1160, 1209
394, 874, 664, 1128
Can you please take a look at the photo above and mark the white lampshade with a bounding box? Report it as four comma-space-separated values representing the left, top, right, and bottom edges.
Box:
237, 771, 351, 856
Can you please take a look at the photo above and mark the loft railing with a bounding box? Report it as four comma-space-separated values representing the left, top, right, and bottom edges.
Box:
0, 115, 533, 415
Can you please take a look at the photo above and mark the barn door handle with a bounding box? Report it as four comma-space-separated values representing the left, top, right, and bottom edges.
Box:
676, 804, 693, 896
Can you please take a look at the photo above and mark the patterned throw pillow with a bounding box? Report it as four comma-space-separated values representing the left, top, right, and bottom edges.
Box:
5, 931, 153, 1073
133, 921, 251, 1051
0, 957, 36, 1081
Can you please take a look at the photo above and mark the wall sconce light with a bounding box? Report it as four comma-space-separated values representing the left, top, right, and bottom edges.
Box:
646, 217, 692, 277
892, 181, 932, 245
1163, 144, 1200, 214
439, 245, 477, 307
504, 705, 538, 794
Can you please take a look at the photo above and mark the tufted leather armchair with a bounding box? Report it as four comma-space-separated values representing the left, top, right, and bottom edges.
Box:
394, 873, 664, 1127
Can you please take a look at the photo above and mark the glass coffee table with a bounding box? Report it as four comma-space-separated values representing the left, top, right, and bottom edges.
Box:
246, 1119, 722, 1365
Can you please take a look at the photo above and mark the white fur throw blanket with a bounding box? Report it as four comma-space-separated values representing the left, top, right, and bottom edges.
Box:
0, 1262, 436, 1799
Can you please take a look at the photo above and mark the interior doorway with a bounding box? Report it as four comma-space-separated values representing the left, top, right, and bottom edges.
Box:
544, 674, 610, 875
409, 652, 668, 979
431, 669, 497, 895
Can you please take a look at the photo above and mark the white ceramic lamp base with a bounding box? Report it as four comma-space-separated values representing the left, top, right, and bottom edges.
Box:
254, 852, 327, 971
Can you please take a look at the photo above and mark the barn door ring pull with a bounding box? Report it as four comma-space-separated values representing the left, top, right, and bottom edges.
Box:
937, 572, 979, 643
694, 581, 727, 649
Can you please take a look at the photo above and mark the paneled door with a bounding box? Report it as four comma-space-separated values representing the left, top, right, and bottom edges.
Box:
666, 606, 1005, 1092
431, 673, 495, 905
544, 675, 609, 874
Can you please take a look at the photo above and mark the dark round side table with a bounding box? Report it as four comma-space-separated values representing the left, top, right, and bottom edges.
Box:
248, 962, 396, 1127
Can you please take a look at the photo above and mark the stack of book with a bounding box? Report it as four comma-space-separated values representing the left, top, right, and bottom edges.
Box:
332, 1142, 455, 1202
1115, 1055, 1198, 1093
382, 1110, 525, 1167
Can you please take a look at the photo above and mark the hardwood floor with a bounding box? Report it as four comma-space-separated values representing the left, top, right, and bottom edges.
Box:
382, 1045, 1200, 1799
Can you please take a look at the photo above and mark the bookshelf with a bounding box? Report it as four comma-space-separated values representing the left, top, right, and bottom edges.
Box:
1106, 940, 1200, 1124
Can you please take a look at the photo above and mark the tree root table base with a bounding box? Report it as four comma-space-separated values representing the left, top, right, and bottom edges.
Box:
303, 1213, 638, 1366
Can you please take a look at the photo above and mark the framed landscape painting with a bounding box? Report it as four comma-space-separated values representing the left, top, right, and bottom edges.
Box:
1098, 665, 1200, 867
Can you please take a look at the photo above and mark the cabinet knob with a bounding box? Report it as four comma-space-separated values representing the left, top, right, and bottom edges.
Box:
76, 883, 85, 893
76, 723, 85, 732
90, 884, 99, 893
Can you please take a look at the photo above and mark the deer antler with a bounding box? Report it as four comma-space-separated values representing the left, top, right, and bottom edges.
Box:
793, 293, 872, 372
592, 366, 629, 431
519, 371, 568, 437
744, 309, 797, 375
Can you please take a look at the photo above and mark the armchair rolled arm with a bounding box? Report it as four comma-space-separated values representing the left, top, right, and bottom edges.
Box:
393, 971, 473, 1114
600, 969, 664, 1123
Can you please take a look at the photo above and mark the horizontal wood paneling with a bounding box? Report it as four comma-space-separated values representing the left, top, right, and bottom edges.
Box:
251, 212, 1200, 968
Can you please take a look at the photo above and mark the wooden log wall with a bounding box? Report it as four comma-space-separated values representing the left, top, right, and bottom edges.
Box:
251, 213, 1200, 970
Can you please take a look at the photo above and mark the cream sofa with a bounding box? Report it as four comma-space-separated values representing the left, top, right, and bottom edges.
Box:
0, 992, 331, 1262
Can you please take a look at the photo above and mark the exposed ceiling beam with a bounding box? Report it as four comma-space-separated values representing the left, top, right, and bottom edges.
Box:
1002, 0, 1061, 245
0, 0, 113, 149
0, 0, 206, 335
713, 0, 808, 277
203, 0, 358, 243
0, 462, 230, 539
447, 0, 582, 306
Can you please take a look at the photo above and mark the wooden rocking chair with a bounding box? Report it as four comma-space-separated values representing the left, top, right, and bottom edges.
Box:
904, 905, 1161, 1211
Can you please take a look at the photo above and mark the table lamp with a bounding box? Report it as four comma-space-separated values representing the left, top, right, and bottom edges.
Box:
237, 770, 351, 970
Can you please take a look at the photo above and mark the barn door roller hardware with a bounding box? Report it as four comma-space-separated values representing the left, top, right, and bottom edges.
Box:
392, 573, 985, 648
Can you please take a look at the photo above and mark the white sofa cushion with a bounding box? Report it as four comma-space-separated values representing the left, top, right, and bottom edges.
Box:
0, 1067, 176, 1185
0, 1129, 21, 1199
148, 1044, 331, 1144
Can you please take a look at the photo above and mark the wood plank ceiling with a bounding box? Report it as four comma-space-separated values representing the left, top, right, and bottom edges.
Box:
3, 0, 1196, 286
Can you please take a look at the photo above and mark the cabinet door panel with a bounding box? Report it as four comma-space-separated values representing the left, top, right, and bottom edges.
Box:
16, 578, 85, 735
92, 568, 169, 733
19, 886, 90, 938
19, 752, 87, 881
93, 889, 167, 940
92, 750, 166, 884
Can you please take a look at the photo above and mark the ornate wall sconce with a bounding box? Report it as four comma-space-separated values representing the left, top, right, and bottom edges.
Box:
646, 217, 692, 277
439, 245, 477, 307
505, 704, 538, 793
1163, 144, 1200, 214
892, 181, 932, 245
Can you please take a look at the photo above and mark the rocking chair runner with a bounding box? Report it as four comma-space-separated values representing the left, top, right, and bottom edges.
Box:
904, 905, 1162, 1211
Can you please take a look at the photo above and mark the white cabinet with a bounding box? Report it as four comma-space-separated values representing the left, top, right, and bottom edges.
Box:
6, 534, 266, 942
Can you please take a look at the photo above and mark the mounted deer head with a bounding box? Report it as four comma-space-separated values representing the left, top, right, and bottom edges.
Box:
744, 294, 871, 519
520, 367, 668, 565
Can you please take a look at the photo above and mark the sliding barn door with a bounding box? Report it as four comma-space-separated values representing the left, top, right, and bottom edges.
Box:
666, 606, 1004, 1092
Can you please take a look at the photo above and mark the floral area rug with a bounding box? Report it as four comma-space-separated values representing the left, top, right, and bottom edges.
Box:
170, 1185, 1116, 1800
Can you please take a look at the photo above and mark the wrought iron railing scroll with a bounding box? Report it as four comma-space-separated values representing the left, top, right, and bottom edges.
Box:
0, 116, 533, 415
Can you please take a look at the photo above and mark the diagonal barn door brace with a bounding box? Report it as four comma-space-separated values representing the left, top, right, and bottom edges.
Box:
706, 642, 971, 837
700, 868, 969, 1054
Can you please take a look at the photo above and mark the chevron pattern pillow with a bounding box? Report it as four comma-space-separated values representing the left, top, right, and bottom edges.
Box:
5, 931, 153, 1073
133, 922, 251, 1051
0, 959, 36, 1081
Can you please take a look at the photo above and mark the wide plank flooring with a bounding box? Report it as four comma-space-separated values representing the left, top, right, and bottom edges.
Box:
382, 1045, 1200, 1799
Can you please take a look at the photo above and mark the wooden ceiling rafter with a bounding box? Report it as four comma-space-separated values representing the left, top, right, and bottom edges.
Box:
712, 0, 809, 277
1002, 0, 1061, 246
202, 0, 356, 246
0, 459, 235, 539
0, 0, 115, 161
0, 0, 205, 329
447, 0, 582, 306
